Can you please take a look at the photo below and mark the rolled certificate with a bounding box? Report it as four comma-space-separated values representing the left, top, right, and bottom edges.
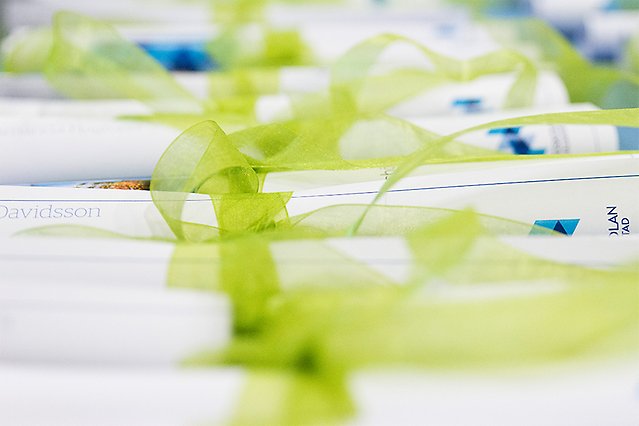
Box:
0, 365, 246, 426
0, 279, 230, 365
0, 364, 246, 426
0, 237, 176, 286
2, 233, 635, 368
0, 154, 636, 238
257, 20, 496, 65
0, 67, 329, 104
0, 96, 153, 116
409, 103, 639, 154
253, 70, 569, 121
1, 236, 638, 289
120, 18, 485, 68
173, 67, 332, 99
0, 185, 178, 238
0, 116, 180, 184
0, 360, 636, 425
0, 68, 569, 118
4, 0, 212, 28
4, 103, 633, 184
284, 154, 639, 238
0, 17, 483, 78
4, 1, 461, 32
0, 73, 62, 99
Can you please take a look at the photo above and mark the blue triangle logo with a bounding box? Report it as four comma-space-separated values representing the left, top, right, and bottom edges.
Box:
531, 219, 580, 236
558, 219, 579, 235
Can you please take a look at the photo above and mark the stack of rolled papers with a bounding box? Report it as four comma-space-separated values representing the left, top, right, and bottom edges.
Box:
0, 1, 637, 425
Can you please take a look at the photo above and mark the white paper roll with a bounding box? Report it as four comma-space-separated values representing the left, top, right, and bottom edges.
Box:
0, 116, 180, 184
0, 153, 636, 238
0, 360, 636, 426
255, 71, 570, 122
0, 282, 230, 366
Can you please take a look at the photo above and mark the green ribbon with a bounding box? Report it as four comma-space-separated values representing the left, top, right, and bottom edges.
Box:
5, 14, 637, 121
153, 118, 637, 425
485, 18, 639, 109
330, 33, 538, 113
211, 0, 268, 25
176, 210, 638, 425
353, 107, 639, 234
2, 27, 53, 73
40, 12, 203, 113
208, 67, 281, 98
208, 26, 312, 70
144, 105, 639, 241
150, 120, 294, 241
3, 12, 542, 127
147, 116, 501, 243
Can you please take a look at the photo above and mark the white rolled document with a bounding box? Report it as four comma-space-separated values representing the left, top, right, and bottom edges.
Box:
254, 71, 569, 121
121, 18, 492, 66
0, 103, 631, 184
0, 116, 181, 184
215, 19, 497, 65
0, 73, 63, 99
0, 68, 569, 118
1, 235, 638, 289
407, 103, 637, 155
283, 154, 639, 238
4, 0, 213, 28
1, 233, 636, 367
0, 277, 230, 366
0, 360, 636, 426
0, 95, 153, 116
0, 154, 636, 238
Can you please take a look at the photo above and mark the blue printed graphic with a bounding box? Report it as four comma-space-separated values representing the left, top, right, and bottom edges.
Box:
138, 42, 215, 71
452, 98, 483, 113
488, 127, 545, 155
530, 219, 580, 236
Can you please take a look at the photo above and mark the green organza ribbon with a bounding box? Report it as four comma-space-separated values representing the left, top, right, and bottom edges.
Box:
17, 107, 639, 425
146, 105, 638, 242
148, 106, 639, 423
209, 0, 347, 26
211, 0, 268, 24
172, 210, 638, 425
229, 32, 540, 120
486, 18, 639, 109
208, 67, 281, 98
355, 107, 639, 233
207, 25, 312, 70
2, 12, 541, 127
148, 118, 494, 243
1, 27, 53, 73
43, 12, 204, 114
329, 33, 538, 113
4, 13, 637, 116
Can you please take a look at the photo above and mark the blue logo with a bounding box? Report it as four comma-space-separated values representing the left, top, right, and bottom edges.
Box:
452, 98, 483, 113
138, 42, 215, 72
531, 219, 580, 236
488, 127, 545, 155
